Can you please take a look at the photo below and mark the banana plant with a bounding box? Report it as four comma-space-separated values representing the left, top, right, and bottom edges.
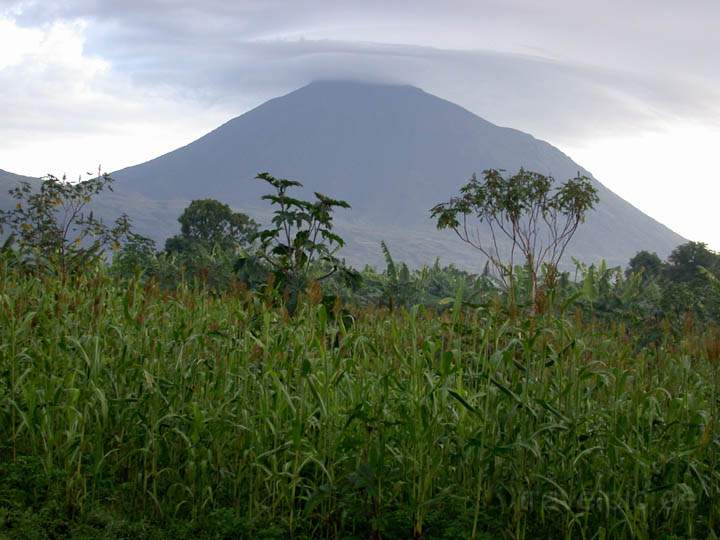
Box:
380, 241, 421, 309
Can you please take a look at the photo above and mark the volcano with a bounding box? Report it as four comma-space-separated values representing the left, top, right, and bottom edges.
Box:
4, 82, 685, 269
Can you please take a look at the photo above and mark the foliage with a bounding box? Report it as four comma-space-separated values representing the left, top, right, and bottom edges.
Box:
621, 242, 720, 323
111, 243, 243, 293
7, 165, 720, 538
109, 230, 158, 278
379, 240, 419, 309
625, 249, 663, 280
1, 263, 719, 539
0, 172, 137, 276
111, 199, 259, 291
164, 198, 258, 254
664, 241, 720, 284
572, 259, 662, 326
431, 168, 598, 307
321, 244, 494, 310
247, 172, 358, 296
4, 171, 720, 538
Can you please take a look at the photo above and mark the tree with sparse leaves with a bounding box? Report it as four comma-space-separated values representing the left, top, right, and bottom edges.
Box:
431, 168, 598, 309
0, 172, 137, 276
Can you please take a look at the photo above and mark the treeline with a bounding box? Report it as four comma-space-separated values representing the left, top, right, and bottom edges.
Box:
2, 169, 720, 328
111, 174, 720, 331
117, 221, 720, 329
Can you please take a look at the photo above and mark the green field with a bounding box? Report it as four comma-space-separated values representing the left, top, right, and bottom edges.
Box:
2, 264, 719, 539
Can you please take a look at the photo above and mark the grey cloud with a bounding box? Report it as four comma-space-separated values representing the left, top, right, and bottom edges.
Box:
85, 35, 720, 144
2, 0, 719, 146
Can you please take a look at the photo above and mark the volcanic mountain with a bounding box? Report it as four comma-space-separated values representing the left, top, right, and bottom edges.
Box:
3, 82, 684, 269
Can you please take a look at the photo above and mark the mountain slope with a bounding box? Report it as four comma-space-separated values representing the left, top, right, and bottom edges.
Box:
111, 81, 683, 268
3, 82, 685, 269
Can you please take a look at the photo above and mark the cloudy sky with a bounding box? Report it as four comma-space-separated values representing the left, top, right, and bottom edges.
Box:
1, 0, 718, 246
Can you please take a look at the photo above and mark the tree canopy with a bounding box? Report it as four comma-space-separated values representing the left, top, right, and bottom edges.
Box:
431, 168, 598, 307
165, 198, 258, 254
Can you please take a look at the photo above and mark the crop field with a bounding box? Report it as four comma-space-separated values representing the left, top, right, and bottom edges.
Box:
1, 265, 719, 539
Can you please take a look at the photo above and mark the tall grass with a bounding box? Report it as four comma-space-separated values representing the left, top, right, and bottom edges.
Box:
1, 262, 719, 538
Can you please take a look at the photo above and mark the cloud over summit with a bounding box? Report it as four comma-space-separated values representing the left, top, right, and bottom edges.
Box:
2, 0, 718, 144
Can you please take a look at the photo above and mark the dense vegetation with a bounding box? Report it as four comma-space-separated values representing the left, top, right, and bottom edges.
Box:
1, 171, 720, 538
